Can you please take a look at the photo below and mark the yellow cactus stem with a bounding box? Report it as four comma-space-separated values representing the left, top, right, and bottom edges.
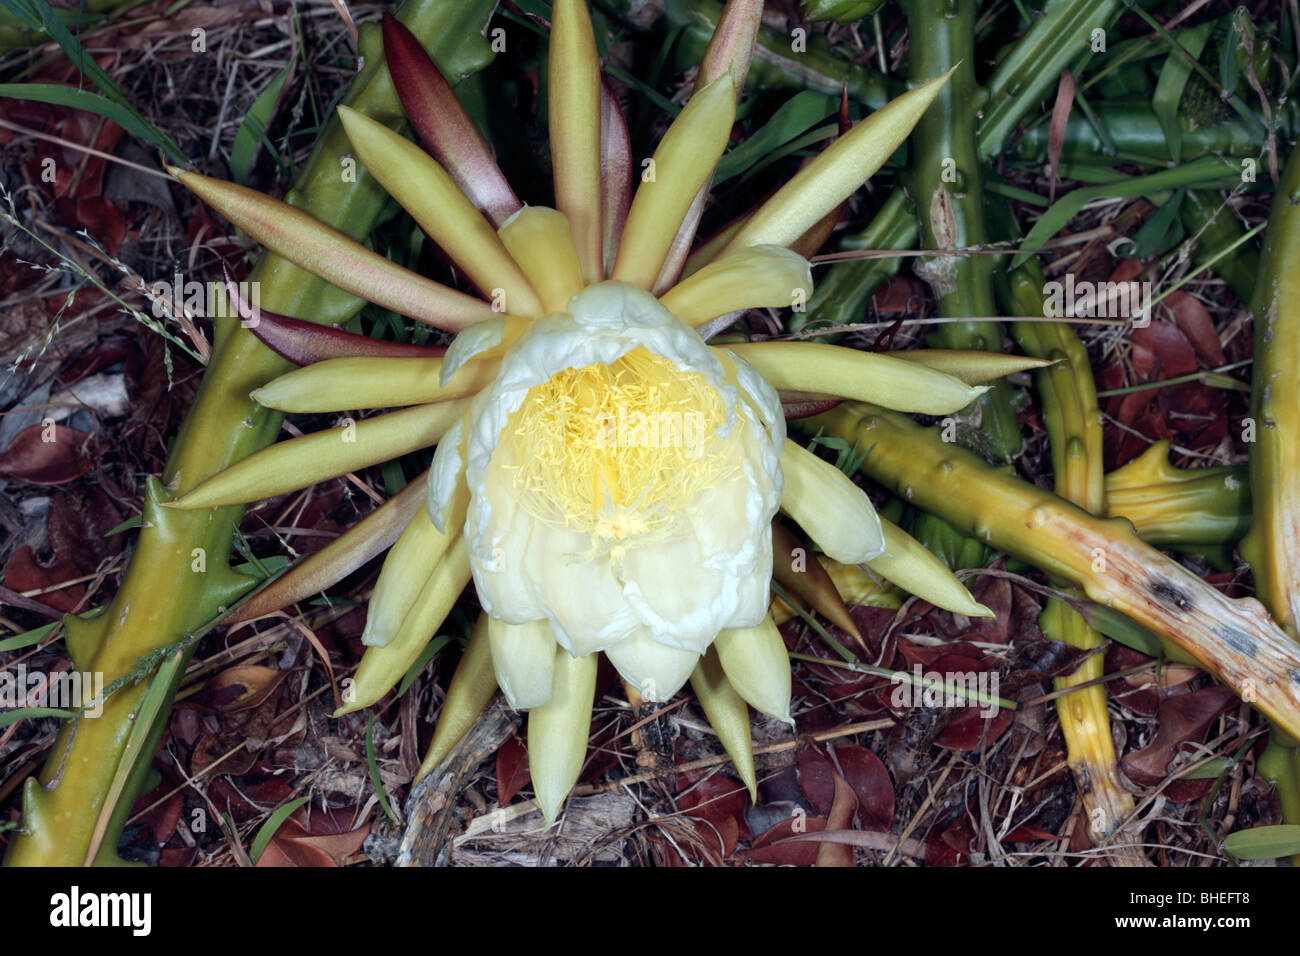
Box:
528, 648, 600, 824
723, 68, 954, 251
548, 0, 604, 283
167, 168, 498, 331
417, 613, 498, 781
780, 438, 885, 564
362, 475, 469, 648
612, 74, 737, 289
804, 402, 1300, 741
888, 348, 1055, 384
498, 206, 587, 314
866, 518, 994, 618
690, 647, 759, 801
488, 617, 558, 711
164, 399, 469, 510
337, 540, 473, 715
725, 341, 989, 415
714, 617, 793, 724
1105, 439, 1250, 547
1044, 599, 1146, 863
252, 355, 500, 414
1014, 295, 1146, 866
662, 245, 813, 328
336, 106, 543, 317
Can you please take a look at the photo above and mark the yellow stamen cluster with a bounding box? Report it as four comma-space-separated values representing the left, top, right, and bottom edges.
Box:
502, 346, 738, 547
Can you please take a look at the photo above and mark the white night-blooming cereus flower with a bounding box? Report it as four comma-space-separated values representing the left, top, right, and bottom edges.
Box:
166, 0, 1033, 822
430, 280, 785, 701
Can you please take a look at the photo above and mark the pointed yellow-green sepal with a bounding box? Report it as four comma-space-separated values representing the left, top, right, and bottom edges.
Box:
772, 521, 864, 645
611, 74, 736, 290
416, 613, 498, 781
337, 539, 473, 716
690, 647, 758, 802
724, 68, 954, 251
698, 0, 763, 92
229, 470, 428, 624
660, 245, 812, 327
889, 349, 1054, 384
363, 477, 469, 648
498, 206, 586, 314
779, 438, 885, 564
165, 400, 469, 510
713, 617, 792, 725
167, 167, 496, 331
867, 519, 994, 617
600, 82, 634, 278
488, 617, 558, 711
650, 0, 763, 294
527, 647, 598, 825
251, 355, 500, 414
819, 557, 905, 611
549, 0, 604, 284
337, 106, 543, 318
723, 341, 988, 415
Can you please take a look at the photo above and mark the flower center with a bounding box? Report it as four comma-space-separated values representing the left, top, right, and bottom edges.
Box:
501, 346, 738, 546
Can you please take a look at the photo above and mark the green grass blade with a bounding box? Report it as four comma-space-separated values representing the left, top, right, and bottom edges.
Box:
249, 796, 311, 863
0, 83, 186, 163
715, 90, 837, 183
0, 707, 77, 728
0, 621, 57, 652
230, 62, 293, 184
1013, 156, 1242, 267
366, 712, 398, 827
1151, 20, 1211, 164
0, 0, 186, 162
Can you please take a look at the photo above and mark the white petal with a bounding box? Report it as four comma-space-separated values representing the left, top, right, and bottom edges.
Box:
522, 524, 641, 655
618, 533, 737, 652
440, 317, 504, 386
426, 417, 466, 533
487, 616, 557, 710
604, 631, 700, 702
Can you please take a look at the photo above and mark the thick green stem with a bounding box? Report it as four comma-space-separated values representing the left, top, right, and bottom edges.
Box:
2, 0, 499, 867
897, 0, 1017, 569
1014, 97, 1298, 168
1241, 147, 1300, 860
1242, 148, 1300, 642
903, 0, 1018, 461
